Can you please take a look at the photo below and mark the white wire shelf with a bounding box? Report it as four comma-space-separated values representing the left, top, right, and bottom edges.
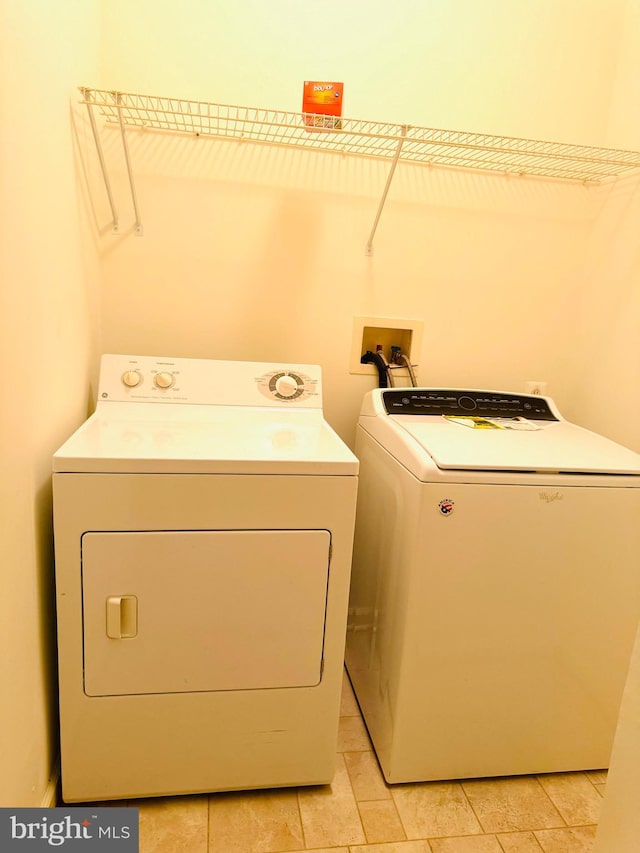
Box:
81, 87, 640, 183
78, 87, 640, 248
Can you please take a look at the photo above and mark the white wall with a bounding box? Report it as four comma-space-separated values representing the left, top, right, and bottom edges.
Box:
0, 0, 636, 813
571, 177, 640, 451
592, 3, 640, 848
571, 0, 640, 453
594, 623, 640, 852
95, 139, 608, 445
95, 0, 639, 451
95, 11, 640, 838
0, 0, 101, 806
101, 0, 626, 143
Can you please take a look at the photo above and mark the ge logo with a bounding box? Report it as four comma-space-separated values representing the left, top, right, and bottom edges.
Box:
438, 499, 455, 516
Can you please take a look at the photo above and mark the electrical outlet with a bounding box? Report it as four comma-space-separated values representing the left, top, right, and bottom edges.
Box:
525, 381, 548, 396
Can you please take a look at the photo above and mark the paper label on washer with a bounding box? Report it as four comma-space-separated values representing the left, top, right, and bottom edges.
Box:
444, 416, 541, 431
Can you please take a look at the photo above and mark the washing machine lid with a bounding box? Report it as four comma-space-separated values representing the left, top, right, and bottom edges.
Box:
396, 417, 640, 475
53, 403, 358, 475
360, 388, 640, 477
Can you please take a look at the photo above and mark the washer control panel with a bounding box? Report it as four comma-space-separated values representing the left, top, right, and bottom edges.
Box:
97, 354, 323, 408
382, 389, 558, 420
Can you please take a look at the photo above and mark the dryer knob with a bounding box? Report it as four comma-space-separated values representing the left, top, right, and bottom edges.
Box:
275, 374, 300, 398
122, 370, 142, 388
154, 372, 175, 389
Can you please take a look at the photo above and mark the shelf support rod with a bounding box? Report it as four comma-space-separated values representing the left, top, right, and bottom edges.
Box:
83, 88, 120, 234
366, 125, 409, 256
115, 93, 144, 236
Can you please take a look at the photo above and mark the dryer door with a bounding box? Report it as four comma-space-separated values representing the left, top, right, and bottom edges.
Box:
81, 529, 331, 696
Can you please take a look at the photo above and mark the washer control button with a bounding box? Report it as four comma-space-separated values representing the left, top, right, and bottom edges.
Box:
154, 371, 175, 389
458, 395, 478, 411
122, 370, 142, 388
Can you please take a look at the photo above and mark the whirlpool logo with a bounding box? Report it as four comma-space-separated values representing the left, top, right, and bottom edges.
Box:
0, 808, 138, 850
539, 491, 564, 503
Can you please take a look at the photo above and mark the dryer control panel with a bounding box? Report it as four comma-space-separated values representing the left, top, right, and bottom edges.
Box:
382, 389, 559, 420
255, 369, 317, 403
97, 354, 322, 408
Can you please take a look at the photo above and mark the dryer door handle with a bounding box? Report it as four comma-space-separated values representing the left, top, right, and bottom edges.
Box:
106, 595, 138, 639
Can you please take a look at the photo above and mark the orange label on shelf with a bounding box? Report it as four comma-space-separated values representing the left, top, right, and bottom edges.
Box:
302, 81, 344, 130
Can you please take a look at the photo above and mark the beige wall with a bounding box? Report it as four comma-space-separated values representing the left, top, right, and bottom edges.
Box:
101, 0, 626, 143
95, 8, 640, 840
95, 0, 639, 451
0, 1, 101, 806
594, 623, 640, 852
1, 0, 639, 813
593, 3, 640, 848
572, 0, 640, 453
95, 141, 611, 446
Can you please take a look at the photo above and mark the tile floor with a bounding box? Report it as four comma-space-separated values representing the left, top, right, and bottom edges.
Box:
90, 670, 606, 852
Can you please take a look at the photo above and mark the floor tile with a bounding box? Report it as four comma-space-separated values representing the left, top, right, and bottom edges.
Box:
392, 781, 482, 839
349, 842, 432, 853
341, 668, 361, 716
359, 799, 407, 843
534, 825, 597, 853
344, 750, 391, 801
337, 713, 372, 752
462, 777, 564, 833
208, 788, 303, 853
283, 849, 349, 853
536, 773, 602, 827
137, 795, 208, 853
430, 836, 504, 853
497, 831, 544, 852
297, 753, 366, 847
117, 685, 608, 853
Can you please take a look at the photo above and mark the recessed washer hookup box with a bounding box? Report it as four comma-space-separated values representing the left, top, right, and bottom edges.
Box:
302, 81, 344, 130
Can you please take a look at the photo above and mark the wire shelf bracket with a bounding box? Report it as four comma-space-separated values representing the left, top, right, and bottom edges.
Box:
78, 87, 640, 249
82, 88, 144, 236
366, 125, 408, 256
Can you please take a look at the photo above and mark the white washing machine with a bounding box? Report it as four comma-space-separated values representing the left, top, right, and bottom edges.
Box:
345, 387, 640, 783
53, 354, 358, 803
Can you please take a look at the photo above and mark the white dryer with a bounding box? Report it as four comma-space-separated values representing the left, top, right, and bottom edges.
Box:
345, 388, 640, 783
53, 354, 358, 802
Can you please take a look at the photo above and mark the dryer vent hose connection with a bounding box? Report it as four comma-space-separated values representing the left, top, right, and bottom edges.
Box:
361, 350, 389, 388
362, 348, 418, 388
